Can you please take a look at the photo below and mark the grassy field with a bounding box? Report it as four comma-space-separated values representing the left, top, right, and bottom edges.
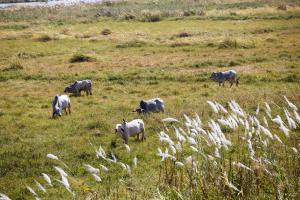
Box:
0, 0, 300, 199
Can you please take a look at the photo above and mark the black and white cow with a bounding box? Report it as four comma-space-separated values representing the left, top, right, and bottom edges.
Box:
210, 70, 239, 87
64, 80, 92, 96
134, 98, 164, 114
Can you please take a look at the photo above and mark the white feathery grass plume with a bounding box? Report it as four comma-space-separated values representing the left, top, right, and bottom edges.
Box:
265, 102, 271, 113
84, 164, 100, 174
292, 147, 298, 154
272, 115, 284, 126
47, 153, 59, 160
232, 161, 253, 172
92, 174, 102, 182
263, 116, 269, 127
26, 186, 37, 196
223, 172, 241, 194
170, 145, 176, 156
215, 101, 228, 114
259, 125, 273, 140
184, 114, 192, 127
175, 128, 186, 143
209, 120, 231, 148
247, 139, 255, 157
159, 131, 174, 146
54, 166, 68, 177
293, 110, 300, 124
96, 146, 106, 159
0, 193, 11, 200
190, 146, 199, 153
279, 124, 289, 137
265, 109, 272, 119
34, 180, 46, 193
187, 136, 197, 146
283, 96, 298, 111
124, 144, 131, 152
229, 100, 245, 117
118, 162, 127, 171
207, 100, 219, 113
195, 113, 202, 127
86, 194, 92, 200
215, 147, 221, 158
256, 104, 260, 115
175, 161, 185, 168
162, 118, 180, 123
284, 108, 297, 129
274, 134, 283, 144
126, 164, 131, 175
46, 154, 69, 169
253, 116, 261, 127
42, 173, 52, 186
175, 142, 182, 152
133, 157, 137, 167
100, 164, 109, 172
185, 156, 193, 165
56, 175, 74, 196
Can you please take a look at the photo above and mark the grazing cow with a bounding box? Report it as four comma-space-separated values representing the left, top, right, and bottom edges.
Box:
64, 80, 92, 96
115, 119, 145, 144
52, 95, 71, 118
134, 98, 164, 114
210, 70, 239, 87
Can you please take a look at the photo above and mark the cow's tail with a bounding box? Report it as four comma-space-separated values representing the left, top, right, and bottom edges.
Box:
236, 77, 239, 86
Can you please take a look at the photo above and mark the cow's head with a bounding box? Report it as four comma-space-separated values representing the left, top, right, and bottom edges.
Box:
210, 72, 217, 79
64, 86, 73, 93
133, 108, 145, 114
52, 108, 62, 118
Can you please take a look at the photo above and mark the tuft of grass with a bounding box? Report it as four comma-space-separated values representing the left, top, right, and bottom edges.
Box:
101, 28, 112, 35
141, 10, 162, 22
36, 34, 52, 42
116, 40, 146, 48
176, 32, 192, 38
69, 54, 95, 63
218, 39, 255, 49
3, 59, 24, 71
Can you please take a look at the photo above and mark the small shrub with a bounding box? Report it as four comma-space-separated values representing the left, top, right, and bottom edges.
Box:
101, 28, 112, 35
141, 10, 162, 22
218, 39, 238, 49
116, 40, 146, 48
3, 59, 24, 71
69, 54, 95, 63
176, 32, 192, 38
277, 5, 287, 11
36, 34, 52, 42
169, 42, 191, 47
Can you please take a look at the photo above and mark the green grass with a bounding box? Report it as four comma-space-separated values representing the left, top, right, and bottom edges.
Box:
0, 0, 300, 199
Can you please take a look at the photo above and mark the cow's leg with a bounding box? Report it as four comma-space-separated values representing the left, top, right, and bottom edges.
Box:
222, 81, 225, 87
68, 103, 71, 115
142, 130, 146, 141
64, 108, 68, 115
90, 88, 92, 95
230, 80, 233, 87
136, 133, 140, 141
86, 90, 89, 96
219, 82, 221, 86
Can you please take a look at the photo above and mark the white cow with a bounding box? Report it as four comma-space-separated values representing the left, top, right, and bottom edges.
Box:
115, 119, 145, 144
52, 95, 71, 118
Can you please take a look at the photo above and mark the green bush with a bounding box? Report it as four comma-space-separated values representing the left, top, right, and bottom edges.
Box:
69, 54, 95, 63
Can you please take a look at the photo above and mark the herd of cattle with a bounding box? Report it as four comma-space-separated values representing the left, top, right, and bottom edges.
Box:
52, 70, 239, 144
